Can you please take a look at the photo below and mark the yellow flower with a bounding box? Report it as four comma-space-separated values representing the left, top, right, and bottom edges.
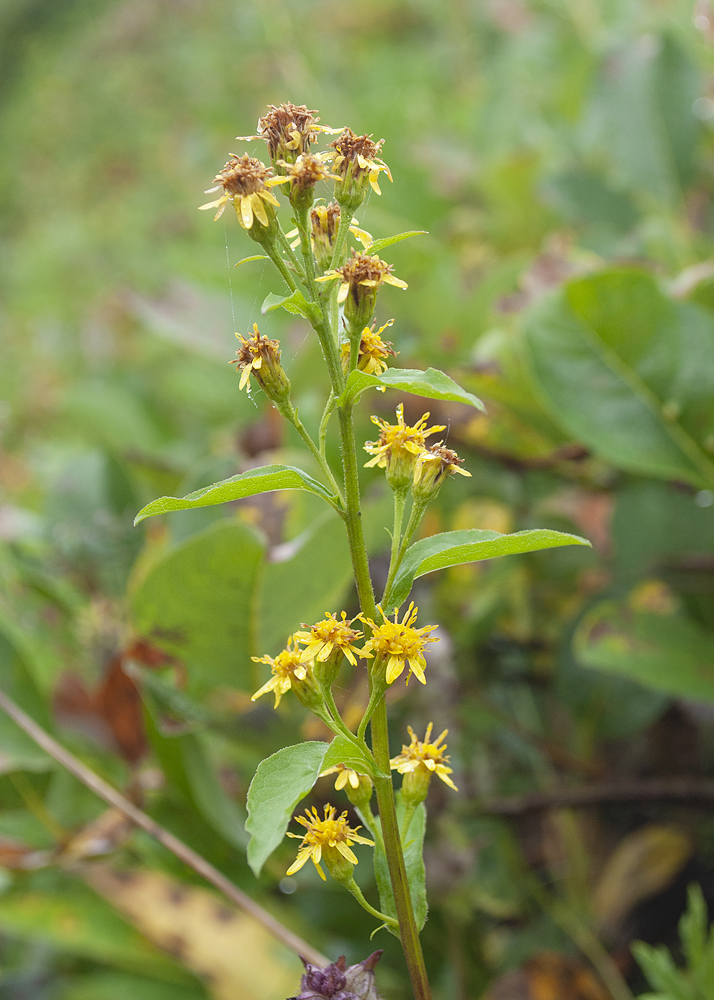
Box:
199, 154, 286, 229
328, 128, 392, 197
316, 250, 408, 307
231, 324, 289, 400
359, 603, 439, 685
250, 638, 314, 708
363, 404, 445, 470
276, 152, 339, 193
286, 804, 374, 881
391, 723, 458, 792
341, 320, 397, 376
412, 444, 471, 502
293, 611, 366, 667
320, 763, 365, 791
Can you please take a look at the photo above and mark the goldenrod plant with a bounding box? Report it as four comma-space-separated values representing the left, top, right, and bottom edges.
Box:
134, 103, 590, 999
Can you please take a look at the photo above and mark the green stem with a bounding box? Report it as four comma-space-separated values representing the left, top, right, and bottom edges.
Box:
344, 875, 399, 931
323, 686, 377, 768
337, 402, 377, 617
330, 206, 354, 270
357, 678, 386, 744
371, 700, 432, 1000
355, 805, 384, 852
275, 226, 305, 282
283, 402, 344, 504
382, 498, 428, 609
264, 244, 299, 293
319, 390, 336, 461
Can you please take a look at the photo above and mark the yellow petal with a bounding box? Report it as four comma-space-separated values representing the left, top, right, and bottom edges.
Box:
369, 172, 382, 196
383, 274, 408, 289
386, 657, 405, 684
240, 195, 254, 229
239, 366, 252, 391
335, 771, 348, 791
259, 188, 281, 208
335, 842, 359, 865
337, 282, 349, 304
251, 193, 269, 227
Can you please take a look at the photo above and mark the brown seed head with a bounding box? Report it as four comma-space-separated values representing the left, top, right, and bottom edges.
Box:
281, 153, 336, 192
213, 154, 273, 196
338, 250, 394, 289
258, 102, 321, 158
330, 129, 384, 174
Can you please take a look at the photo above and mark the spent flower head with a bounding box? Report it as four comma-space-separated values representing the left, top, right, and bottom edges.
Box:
412, 443, 471, 502
328, 128, 392, 209
341, 320, 397, 376
391, 723, 458, 792
292, 952, 382, 1000
199, 154, 284, 229
251, 638, 316, 709
318, 250, 407, 327
231, 324, 290, 402
286, 804, 374, 882
237, 103, 342, 166
359, 603, 439, 686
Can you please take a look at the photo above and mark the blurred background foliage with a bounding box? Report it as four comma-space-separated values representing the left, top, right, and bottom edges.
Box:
3, 0, 714, 997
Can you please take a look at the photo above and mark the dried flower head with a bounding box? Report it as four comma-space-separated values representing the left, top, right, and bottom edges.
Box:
278, 153, 339, 192
412, 443, 471, 501
293, 612, 366, 667
231, 324, 290, 402
341, 320, 397, 376
328, 128, 392, 208
317, 251, 407, 326
237, 103, 342, 165
199, 154, 284, 228
359, 603, 439, 686
291, 952, 382, 1000
251, 638, 315, 709
390, 723, 458, 791
286, 804, 374, 881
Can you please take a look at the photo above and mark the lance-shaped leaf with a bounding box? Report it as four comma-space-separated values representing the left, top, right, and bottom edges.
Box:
245, 742, 329, 877
363, 230, 428, 255
387, 528, 590, 608
338, 367, 486, 411
134, 465, 338, 524
261, 289, 317, 321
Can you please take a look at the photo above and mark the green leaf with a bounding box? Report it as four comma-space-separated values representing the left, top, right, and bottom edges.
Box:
0, 614, 54, 774
338, 367, 486, 411
134, 465, 337, 524
234, 254, 268, 268
261, 289, 315, 320
388, 528, 590, 609
245, 742, 329, 876
373, 798, 427, 934
524, 270, 714, 489
574, 600, 714, 703
130, 521, 264, 695
321, 735, 377, 779
364, 230, 428, 255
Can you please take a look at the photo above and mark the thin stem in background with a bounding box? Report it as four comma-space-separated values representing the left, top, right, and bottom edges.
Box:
0, 688, 328, 969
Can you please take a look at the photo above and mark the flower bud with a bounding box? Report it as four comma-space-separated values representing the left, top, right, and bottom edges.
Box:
311, 202, 342, 270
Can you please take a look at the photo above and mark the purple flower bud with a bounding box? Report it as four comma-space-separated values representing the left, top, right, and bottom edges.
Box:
289, 952, 382, 1000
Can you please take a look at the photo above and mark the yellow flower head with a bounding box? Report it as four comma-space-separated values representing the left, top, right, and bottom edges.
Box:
250, 638, 314, 709
412, 443, 471, 501
328, 128, 392, 196
316, 250, 408, 308
363, 404, 445, 471
276, 152, 339, 193
391, 723, 458, 791
231, 323, 287, 395
199, 154, 286, 229
236, 103, 342, 164
341, 319, 397, 376
286, 804, 374, 881
359, 603, 439, 686
293, 611, 366, 667
321, 763, 366, 791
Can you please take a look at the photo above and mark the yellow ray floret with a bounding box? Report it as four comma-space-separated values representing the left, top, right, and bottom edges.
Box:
250, 638, 314, 709
363, 404, 445, 469
359, 603, 439, 685
286, 804, 374, 881
391, 723, 458, 791
293, 611, 367, 667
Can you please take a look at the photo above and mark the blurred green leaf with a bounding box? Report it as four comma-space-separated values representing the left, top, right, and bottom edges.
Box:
575, 600, 714, 702
364, 230, 428, 254
245, 741, 328, 877
525, 270, 714, 488
61, 971, 207, 1000
261, 289, 316, 321
0, 613, 53, 774
130, 521, 264, 695
134, 465, 338, 524
388, 528, 590, 609
339, 367, 486, 410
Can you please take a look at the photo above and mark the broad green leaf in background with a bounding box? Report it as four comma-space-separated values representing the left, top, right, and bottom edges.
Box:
338, 367, 486, 410
574, 600, 714, 702
524, 270, 714, 489
134, 465, 338, 524
130, 521, 264, 695
245, 742, 329, 877
387, 528, 590, 609
374, 798, 427, 934
0, 615, 53, 774
62, 971, 207, 1000
363, 230, 428, 254
143, 708, 247, 849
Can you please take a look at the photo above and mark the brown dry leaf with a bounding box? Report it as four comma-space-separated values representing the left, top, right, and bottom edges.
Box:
85, 864, 302, 1000
592, 824, 692, 939
484, 952, 609, 1000
61, 808, 135, 862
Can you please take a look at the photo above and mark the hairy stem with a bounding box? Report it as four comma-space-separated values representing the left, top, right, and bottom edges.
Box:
382, 498, 428, 609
